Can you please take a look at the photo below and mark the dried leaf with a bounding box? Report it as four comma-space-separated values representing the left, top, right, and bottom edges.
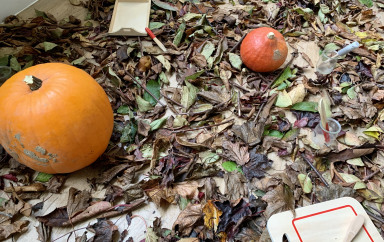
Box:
67, 187, 91, 218
222, 141, 249, 166
243, 150, 272, 180
228, 53, 242, 70
224, 172, 248, 200
203, 200, 222, 232
181, 81, 199, 110
89, 218, 118, 242
173, 203, 203, 236
152, 0, 178, 11
0, 220, 29, 240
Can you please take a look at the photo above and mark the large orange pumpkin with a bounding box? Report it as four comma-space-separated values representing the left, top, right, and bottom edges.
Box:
0, 63, 114, 174
240, 27, 288, 72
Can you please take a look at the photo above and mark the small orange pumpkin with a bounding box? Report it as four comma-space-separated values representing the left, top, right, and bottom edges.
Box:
0, 63, 114, 174
240, 27, 288, 72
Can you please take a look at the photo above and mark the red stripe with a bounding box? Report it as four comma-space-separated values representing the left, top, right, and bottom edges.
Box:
291, 205, 374, 241
145, 27, 155, 39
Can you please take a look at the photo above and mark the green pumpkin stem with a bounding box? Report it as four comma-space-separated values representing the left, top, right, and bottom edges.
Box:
24, 75, 43, 91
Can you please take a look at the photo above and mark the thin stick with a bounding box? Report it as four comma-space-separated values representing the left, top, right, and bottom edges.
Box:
363, 166, 384, 182
160, 90, 183, 107
125, 71, 165, 107
229, 33, 247, 53
253, 102, 265, 122
171, 119, 234, 133
52, 227, 88, 242
301, 153, 330, 188
237, 91, 241, 117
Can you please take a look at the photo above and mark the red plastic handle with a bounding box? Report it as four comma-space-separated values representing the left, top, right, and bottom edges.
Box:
145, 27, 156, 39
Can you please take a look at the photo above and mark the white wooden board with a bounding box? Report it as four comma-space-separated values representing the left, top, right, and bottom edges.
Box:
108, 0, 151, 36
267, 197, 384, 242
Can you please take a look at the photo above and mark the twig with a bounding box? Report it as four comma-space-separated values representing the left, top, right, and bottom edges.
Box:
125, 71, 165, 107
300, 153, 330, 188
363, 166, 384, 182
229, 81, 249, 93
190, 0, 218, 35
237, 91, 241, 117
171, 119, 234, 133
138, 36, 144, 56
160, 90, 183, 107
52, 227, 88, 242
229, 33, 247, 53
365, 209, 384, 224
253, 102, 265, 122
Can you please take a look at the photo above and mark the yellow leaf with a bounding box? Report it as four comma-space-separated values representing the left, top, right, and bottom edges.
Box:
363, 126, 383, 140
203, 200, 222, 232
355, 31, 368, 39
288, 84, 306, 105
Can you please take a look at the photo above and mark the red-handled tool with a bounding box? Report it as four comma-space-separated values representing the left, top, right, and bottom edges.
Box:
145, 27, 167, 52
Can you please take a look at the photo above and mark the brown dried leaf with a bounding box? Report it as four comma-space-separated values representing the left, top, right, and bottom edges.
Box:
88, 218, 118, 242
0, 220, 29, 240
262, 184, 295, 219
138, 56, 152, 72
328, 148, 375, 162
46, 175, 67, 193
173, 203, 203, 236
222, 141, 249, 165
95, 164, 130, 185
63, 201, 112, 226
67, 187, 91, 218
224, 172, 248, 200
4, 183, 46, 193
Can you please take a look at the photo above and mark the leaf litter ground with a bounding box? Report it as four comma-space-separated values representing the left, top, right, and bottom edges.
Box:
1, 0, 384, 241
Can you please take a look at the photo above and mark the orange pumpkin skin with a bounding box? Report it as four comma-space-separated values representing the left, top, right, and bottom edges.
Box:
240, 27, 288, 72
0, 63, 114, 174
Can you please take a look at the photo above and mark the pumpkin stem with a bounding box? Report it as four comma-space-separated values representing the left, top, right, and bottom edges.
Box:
24, 75, 43, 91
267, 32, 275, 39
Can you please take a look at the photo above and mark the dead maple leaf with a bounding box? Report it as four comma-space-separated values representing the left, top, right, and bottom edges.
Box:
173, 203, 203, 236
224, 172, 248, 200
222, 141, 249, 166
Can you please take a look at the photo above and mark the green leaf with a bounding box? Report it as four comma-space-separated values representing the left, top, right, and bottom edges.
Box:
10, 56, 21, 72
228, 53, 242, 70
222, 161, 241, 172
358, 0, 373, 7
180, 13, 202, 22
43, 42, 58, 51
150, 116, 167, 131
275, 90, 293, 108
346, 157, 365, 166
143, 80, 161, 106
201, 41, 215, 60
71, 56, 86, 66
152, 0, 178, 11
141, 144, 153, 158
282, 128, 299, 141
159, 72, 169, 84
173, 21, 186, 47
35, 172, 53, 182
266, 130, 284, 139
185, 70, 205, 81
181, 81, 199, 110
320, 4, 330, 13
272, 67, 292, 88
298, 174, 312, 193
136, 96, 154, 112
200, 150, 220, 164
149, 22, 166, 30
347, 86, 357, 99
120, 121, 137, 143
178, 196, 191, 210
0, 56, 9, 66
117, 105, 131, 115
173, 115, 188, 127
339, 173, 362, 183
291, 102, 318, 112
276, 81, 289, 91
323, 43, 340, 52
